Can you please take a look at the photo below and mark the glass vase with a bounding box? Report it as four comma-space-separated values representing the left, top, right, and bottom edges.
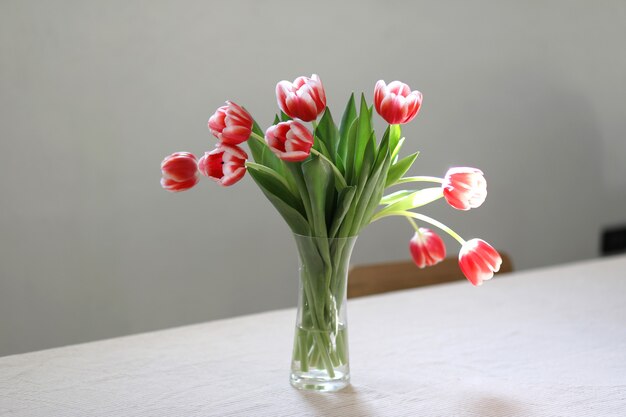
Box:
289, 233, 358, 392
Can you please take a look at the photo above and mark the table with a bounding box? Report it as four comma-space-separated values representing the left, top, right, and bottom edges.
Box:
1, 255, 625, 416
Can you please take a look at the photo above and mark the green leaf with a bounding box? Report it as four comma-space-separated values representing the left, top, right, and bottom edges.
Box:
354, 94, 373, 179
247, 166, 311, 236
315, 139, 332, 161
352, 136, 375, 203
314, 108, 339, 162
302, 156, 333, 238
285, 162, 313, 226
385, 151, 419, 187
374, 187, 443, 219
246, 163, 304, 215
380, 190, 415, 205
273, 114, 281, 125
337, 93, 357, 168
372, 123, 391, 173
251, 118, 264, 137
249, 120, 283, 173
349, 143, 391, 234
361, 131, 376, 178
280, 111, 292, 122
391, 137, 405, 163
344, 118, 359, 184
361, 150, 393, 226
388, 125, 402, 158
329, 186, 357, 238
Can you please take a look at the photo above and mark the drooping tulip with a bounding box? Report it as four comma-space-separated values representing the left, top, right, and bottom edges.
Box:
442, 167, 487, 210
198, 144, 248, 186
275, 74, 326, 122
208, 101, 253, 145
374, 80, 423, 125
409, 228, 446, 268
160, 152, 199, 192
458, 238, 502, 286
265, 120, 314, 162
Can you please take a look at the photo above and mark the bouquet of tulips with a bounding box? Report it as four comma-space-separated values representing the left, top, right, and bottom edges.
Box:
160, 75, 502, 389
161, 75, 502, 285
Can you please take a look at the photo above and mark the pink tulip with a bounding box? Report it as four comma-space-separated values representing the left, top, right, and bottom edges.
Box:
409, 228, 446, 268
265, 120, 314, 162
458, 239, 502, 286
276, 74, 326, 122
198, 144, 248, 186
374, 80, 423, 125
160, 152, 199, 192
442, 167, 487, 210
208, 101, 253, 145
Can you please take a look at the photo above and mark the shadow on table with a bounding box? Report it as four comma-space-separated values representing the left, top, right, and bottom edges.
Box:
297, 386, 532, 417
296, 386, 377, 417
464, 395, 529, 417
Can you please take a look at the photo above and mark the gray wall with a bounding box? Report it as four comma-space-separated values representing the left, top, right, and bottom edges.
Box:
1, 0, 625, 356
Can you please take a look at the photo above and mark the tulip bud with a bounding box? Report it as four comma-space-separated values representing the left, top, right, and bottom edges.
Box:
208, 101, 253, 145
265, 121, 314, 162
374, 80, 423, 125
198, 144, 248, 186
409, 228, 446, 268
275, 74, 326, 122
442, 167, 487, 210
458, 239, 502, 286
160, 152, 199, 192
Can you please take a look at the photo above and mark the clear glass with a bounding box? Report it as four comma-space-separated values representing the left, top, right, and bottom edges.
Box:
290, 234, 358, 392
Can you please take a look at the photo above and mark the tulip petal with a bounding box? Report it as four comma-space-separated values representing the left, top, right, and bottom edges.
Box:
374, 79, 422, 125
275, 75, 326, 121
459, 239, 502, 286
443, 167, 487, 210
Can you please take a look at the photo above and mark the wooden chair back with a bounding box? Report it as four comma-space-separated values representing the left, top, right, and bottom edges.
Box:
347, 252, 513, 298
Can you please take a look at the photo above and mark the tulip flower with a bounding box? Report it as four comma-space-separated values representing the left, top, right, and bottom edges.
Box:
198, 144, 248, 186
374, 80, 423, 125
160, 152, 199, 192
276, 74, 326, 122
442, 167, 487, 210
208, 101, 253, 145
409, 228, 446, 268
458, 238, 502, 286
265, 120, 314, 162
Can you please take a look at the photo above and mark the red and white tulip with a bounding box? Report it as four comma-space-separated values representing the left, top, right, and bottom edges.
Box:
265, 120, 314, 162
458, 238, 502, 286
374, 80, 423, 125
160, 152, 199, 192
276, 74, 326, 122
443, 167, 487, 210
409, 228, 446, 268
208, 101, 253, 145
198, 144, 248, 186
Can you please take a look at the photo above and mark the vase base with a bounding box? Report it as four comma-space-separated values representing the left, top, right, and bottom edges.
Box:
289, 370, 350, 392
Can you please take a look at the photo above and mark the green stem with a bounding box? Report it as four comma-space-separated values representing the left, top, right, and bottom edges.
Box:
250, 131, 267, 145
395, 176, 444, 185
375, 210, 467, 245
301, 272, 336, 377
406, 216, 420, 232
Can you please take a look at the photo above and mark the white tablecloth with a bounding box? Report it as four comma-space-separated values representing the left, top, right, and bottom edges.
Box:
1, 255, 625, 416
